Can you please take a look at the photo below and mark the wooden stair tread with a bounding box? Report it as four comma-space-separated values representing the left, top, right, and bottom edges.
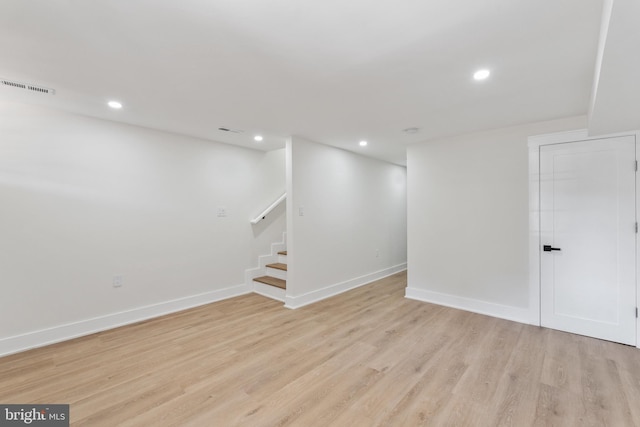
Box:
266, 262, 287, 271
254, 276, 286, 289
278, 251, 287, 255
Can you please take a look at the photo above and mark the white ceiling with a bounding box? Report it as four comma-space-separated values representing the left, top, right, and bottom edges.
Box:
0, 0, 605, 165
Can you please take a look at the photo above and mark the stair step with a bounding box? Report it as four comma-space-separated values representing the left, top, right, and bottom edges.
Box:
254, 276, 286, 290
266, 262, 287, 271
278, 251, 287, 255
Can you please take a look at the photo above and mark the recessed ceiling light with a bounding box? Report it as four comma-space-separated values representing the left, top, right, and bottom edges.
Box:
359, 140, 368, 147
254, 135, 263, 142
107, 101, 122, 109
473, 69, 490, 81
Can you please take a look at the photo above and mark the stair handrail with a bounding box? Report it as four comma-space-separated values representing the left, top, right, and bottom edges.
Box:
250, 192, 286, 224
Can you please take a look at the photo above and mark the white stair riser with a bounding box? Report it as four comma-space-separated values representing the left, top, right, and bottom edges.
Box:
278, 254, 287, 263
253, 282, 286, 302
258, 253, 278, 269
266, 267, 287, 280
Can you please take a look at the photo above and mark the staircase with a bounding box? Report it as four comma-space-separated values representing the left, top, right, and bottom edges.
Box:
246, 234, 287, 302
255, 251, 287, 289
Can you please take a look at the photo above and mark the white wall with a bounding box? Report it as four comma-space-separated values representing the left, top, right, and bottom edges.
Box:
588, 0, 640, 135
0, 102, 285, 355
286, 136, 407, 308
406, 116, 586, 323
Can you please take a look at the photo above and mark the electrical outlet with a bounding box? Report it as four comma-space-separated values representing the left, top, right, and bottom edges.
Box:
298, 206, 304, 216
113, 275, 124, 288
376, 249, 379, 258
217, 207, 227, 217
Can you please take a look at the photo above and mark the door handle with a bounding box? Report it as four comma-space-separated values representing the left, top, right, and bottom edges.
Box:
543, 245, 561, 252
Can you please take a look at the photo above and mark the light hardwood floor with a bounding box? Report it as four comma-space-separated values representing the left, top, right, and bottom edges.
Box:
1, 271, 640, 426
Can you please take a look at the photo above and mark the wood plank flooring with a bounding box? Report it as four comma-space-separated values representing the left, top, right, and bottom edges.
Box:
1, 271, 639, 426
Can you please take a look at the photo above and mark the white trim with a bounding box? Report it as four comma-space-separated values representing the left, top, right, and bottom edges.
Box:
528, 139, 542, 326
405, 287, 535, 325
528, 128, 639, 148
637, 133, 640, 350
528, 129, 640, 349
0, 283, 251, 357
285, 138, 295, 304
284, 263, 407, 309
528, 129, 589, 148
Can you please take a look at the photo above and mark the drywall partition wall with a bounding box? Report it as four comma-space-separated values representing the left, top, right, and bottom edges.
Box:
406, 116, 587, 324
285, 136, 407, 308
589, 0, 640, 135
0, 102, 280, 356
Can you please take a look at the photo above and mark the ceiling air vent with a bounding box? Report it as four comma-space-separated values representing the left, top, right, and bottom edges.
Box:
218, 127, 243, 134
1, 78, 55, 95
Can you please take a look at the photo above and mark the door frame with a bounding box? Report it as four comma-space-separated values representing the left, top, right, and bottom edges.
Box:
528, 128, 639, 348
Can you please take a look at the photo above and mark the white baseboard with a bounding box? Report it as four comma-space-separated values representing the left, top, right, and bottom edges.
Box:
284, 263, 407, 309
404, 287, 536, 326
0, 283, 251, 358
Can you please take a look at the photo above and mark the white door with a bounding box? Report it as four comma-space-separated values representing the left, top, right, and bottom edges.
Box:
540, 136, 636, 345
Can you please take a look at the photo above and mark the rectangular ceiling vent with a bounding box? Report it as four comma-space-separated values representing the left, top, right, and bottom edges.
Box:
218, 127, 244, 134
1, 78, 56, 95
